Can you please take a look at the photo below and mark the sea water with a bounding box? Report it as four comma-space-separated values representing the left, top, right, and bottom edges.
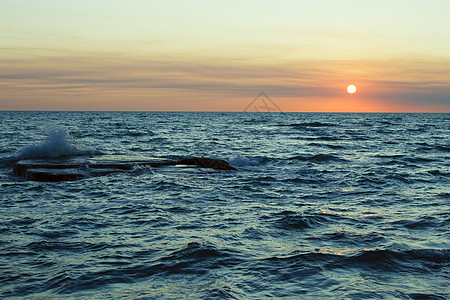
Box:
0, 111, 449, 299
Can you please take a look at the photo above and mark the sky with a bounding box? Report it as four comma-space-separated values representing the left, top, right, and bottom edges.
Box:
1, 0, 450, 112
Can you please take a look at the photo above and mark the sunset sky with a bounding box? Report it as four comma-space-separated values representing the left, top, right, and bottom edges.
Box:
1, 0, 449, 112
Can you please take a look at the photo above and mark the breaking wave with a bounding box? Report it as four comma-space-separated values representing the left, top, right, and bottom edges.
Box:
16, 128, 100, 160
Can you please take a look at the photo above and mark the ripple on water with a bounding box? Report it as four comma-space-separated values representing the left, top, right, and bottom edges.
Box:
0, 112, 448, 299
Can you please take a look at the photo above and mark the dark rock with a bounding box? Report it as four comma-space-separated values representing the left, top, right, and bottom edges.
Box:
176, 157, 237, 170
13, 155, 171, 182
13, 155, 236, 182
24, 169, 85, 182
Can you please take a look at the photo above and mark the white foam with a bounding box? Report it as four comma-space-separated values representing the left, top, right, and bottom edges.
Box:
229, 155, 262, 167
17, 128, 98, 159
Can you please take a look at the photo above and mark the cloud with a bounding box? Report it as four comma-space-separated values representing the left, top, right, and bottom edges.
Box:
0, 50, 449, 111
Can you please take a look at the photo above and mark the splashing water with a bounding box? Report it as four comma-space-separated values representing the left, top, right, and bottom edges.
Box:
17, 128, 97, 159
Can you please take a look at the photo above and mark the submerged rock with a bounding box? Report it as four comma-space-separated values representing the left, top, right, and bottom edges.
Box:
13, 155, 236, 182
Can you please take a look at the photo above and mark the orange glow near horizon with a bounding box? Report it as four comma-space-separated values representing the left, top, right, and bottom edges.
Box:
0, 52, 449, 112
282, 95, 450, 113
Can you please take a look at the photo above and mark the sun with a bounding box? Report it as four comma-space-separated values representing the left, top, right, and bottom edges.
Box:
347, 84, 357, 94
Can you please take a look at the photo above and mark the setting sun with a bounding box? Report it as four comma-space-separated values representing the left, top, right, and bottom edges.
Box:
347, 85, 357, 94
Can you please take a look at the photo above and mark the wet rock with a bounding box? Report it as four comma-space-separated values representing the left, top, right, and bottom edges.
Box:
21, 168, 85, 182
13, 155, 170, 182
13, 155, 236, 181
175, 157, 237, 170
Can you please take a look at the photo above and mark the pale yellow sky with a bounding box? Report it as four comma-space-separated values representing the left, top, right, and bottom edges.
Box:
1, 0, 449, 111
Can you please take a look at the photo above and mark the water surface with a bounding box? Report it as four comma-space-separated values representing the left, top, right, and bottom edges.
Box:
0, 112, 449, 299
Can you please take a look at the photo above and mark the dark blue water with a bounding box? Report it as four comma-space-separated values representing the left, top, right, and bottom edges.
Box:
0, 112, 449, 299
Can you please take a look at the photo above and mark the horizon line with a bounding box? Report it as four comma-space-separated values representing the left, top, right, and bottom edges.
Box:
1, 110, 448, 114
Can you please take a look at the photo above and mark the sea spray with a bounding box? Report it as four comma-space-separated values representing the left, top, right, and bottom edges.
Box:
17, 127, 99, 159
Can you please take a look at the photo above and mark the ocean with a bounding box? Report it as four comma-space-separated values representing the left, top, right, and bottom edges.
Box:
0, 111, 449, 299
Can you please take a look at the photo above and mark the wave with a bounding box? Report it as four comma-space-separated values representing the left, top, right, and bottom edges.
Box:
275, 213, 326, 230
5, 241, 244, 297
406, 248, 450, 260
0, 156, 17, 168
226, 153, 345, 168
262, 248, 450, 268
288, 154, 345, 163
277, 122, 337, 128
165, 241, 234, 260
435, 145, 450, 152
391, 216, 445, 230
228, 155, 266, 167
16, 128, 100, 160
271, 210, 347, 230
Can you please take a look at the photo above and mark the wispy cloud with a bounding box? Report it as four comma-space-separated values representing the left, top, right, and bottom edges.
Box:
1, 50, 449, 111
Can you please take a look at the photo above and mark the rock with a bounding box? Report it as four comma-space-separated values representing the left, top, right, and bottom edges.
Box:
175, 157, 237, 170
13, 155, 171, 182
13, 155, 236, 181
13, 158, 87, 182
21, 168, 85, 182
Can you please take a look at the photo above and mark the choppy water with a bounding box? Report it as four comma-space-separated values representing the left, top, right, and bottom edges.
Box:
0, 112, 449, 299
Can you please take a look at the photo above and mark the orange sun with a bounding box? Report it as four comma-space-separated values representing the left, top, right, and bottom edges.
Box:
347, 84, 357, 94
